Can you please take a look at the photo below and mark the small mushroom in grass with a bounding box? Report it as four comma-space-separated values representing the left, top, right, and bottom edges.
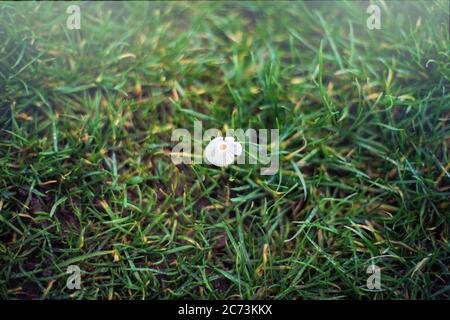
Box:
204, 137, 242, 167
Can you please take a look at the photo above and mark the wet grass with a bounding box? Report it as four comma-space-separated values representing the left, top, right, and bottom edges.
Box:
0, 1, 449, 299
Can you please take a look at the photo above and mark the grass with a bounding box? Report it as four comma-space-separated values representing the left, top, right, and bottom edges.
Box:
0, 1, 449, 300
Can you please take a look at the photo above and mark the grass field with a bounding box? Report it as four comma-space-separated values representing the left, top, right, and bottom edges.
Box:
0, 1, 449, 299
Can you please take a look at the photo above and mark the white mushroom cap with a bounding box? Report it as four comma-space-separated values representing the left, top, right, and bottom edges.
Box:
204, 136, 242, 167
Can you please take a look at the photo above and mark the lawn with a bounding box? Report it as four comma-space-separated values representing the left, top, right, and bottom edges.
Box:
0, 1, 449, 299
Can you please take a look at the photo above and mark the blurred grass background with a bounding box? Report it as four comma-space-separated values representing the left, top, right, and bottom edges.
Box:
0, 1, 449, 299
